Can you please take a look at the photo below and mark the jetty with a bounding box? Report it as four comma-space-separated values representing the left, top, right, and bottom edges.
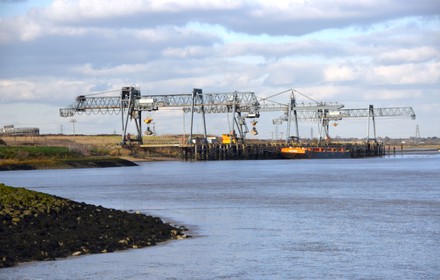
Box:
139, 137, 385, 161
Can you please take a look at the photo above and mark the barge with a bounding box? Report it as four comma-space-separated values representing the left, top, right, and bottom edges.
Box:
281, 146, 351, 159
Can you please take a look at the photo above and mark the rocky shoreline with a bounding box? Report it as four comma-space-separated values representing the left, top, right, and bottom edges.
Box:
0, 184, 188, 268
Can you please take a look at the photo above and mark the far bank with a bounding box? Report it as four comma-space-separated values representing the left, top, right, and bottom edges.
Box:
0, 145, 138, 171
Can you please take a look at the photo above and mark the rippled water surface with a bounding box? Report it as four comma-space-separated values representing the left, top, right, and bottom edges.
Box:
1, 154, 440, 279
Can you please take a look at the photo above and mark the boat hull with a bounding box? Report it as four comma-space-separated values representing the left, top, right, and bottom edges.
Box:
281, 147, 351, 159
305, 150, 351, 159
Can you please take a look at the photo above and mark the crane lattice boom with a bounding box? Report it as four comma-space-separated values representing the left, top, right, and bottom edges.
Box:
60, 87, 261, 144
59, 86, 416, 144
60, 88, 260, 117
339, 107, 416, 119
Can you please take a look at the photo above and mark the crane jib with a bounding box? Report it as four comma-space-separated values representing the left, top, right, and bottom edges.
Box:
59, 86, 415, 145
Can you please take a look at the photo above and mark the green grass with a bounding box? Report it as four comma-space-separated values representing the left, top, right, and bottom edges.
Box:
0, 146, 82, 160
0, 183, 67, 213
0, 146, 137, 170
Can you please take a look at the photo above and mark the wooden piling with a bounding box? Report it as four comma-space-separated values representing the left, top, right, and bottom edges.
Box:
140, 141, 386, 161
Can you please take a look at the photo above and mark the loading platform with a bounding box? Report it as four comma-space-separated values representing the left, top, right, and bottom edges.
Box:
139, 141, 386, 161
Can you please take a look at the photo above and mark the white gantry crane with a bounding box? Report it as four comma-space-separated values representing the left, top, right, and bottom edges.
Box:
60, 87, 260, 145
261, 89, 416, 143
60, 86, 416, 145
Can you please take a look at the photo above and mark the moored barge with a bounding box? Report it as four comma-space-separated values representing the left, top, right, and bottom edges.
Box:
281, 146, 351, 159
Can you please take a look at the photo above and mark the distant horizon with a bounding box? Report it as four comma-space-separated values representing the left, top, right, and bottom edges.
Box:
1, 130, 438, 141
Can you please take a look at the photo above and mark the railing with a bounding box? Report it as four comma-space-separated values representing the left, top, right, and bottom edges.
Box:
140, 136, 184, 147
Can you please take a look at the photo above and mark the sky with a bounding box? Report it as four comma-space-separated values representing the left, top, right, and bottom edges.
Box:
0, 0, 439, 140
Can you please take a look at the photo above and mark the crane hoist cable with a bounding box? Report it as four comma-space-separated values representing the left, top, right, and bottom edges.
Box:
258, 88, 320, 106
291, 89, 319, 104
258, 88, 293, 101
82, 89, 121, 97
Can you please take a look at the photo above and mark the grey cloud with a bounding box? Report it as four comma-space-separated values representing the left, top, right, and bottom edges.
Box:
263, 62, 324, 87
0, 0, 27, 3
228, 1, 440, 36
0, 25, 220, 78
222, 40, 349, 60
34, 1, 440, 36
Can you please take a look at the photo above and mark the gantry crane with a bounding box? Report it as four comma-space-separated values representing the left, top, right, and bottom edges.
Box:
60, 86, 260, 145
60, 86, 416, 145
261, 89, 416, 143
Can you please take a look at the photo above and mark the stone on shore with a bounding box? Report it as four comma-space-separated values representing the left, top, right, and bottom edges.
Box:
0, 183, 188, 268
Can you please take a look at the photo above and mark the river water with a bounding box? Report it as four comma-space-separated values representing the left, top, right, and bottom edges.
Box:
1, 154, 439, 279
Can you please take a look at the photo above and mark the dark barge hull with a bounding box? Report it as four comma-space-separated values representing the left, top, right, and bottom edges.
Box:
281, 146, 352, 159
305, 150, 351, 159
281, 150, 351, 159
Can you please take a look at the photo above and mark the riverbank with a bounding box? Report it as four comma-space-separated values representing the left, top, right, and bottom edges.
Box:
0, 146, 139, 171
1, 136, 438, 169
0, 184, 188, 268
0, 157, 138, 171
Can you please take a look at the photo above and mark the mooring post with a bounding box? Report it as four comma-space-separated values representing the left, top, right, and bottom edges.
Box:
194, 144, 198, 161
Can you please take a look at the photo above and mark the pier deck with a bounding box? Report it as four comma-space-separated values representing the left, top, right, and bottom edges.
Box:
139, 142, 386, 161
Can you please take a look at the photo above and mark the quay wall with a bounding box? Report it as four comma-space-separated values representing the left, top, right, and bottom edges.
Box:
140, 142, 386, 161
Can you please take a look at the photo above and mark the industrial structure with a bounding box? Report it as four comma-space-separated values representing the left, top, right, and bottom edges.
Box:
0, 125, 40, 136
264, 89, 416, 143
60, 87, 262, 145
60, 86, 416, 147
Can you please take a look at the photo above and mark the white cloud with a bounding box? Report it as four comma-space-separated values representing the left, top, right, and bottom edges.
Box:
0, 79, 89, 103
370, 62, 440, 85
363, 89, 422, 101
0, 80, 36, 101
323, 60, 440, 86
324, 65, 360, 82
263, 61, 323, 87
72, 63, 150, 77
377, 47, 439, 64
0, 16, 43, 43
162, 46, 211, 59
44, 0, 244, 22
250, 0, 366, 20
293, 85, 347, 102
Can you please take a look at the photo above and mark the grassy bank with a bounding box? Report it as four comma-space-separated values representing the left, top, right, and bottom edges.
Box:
0, 135, 125, 157
0, 146, 137, 171
0, 184, 188, 268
